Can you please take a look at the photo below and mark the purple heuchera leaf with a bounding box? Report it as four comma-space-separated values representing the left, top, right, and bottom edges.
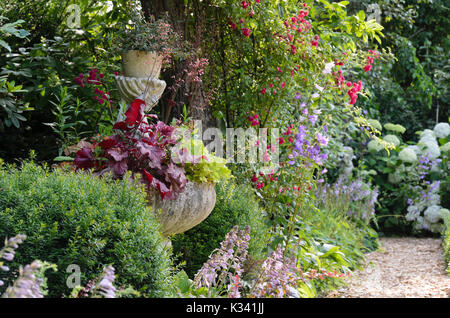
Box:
136, 141, 165, 170
107, 149, 128, 162
74, 147, 94, 170
111, 160, 128, 176
164, 162, 187, 194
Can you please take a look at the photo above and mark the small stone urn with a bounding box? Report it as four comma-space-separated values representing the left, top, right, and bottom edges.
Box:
121, 50, 163, 79
146, 182, 217, 237
115, 50, 166, 115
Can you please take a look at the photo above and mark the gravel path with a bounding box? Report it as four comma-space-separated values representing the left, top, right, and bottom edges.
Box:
326, 237, 450, 298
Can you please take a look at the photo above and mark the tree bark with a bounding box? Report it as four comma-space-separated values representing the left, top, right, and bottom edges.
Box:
140, 0, 216, 129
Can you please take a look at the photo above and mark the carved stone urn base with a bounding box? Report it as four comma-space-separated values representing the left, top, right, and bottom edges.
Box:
147, 182, 217, 237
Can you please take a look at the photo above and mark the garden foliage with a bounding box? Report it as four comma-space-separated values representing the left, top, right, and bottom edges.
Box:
0, 159, 173, 297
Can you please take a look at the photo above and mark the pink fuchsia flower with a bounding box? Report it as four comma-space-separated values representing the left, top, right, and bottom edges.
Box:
291, 45, 297, 54
281, 82, 286, 88
241, 28, 251, 37
241, 1, 250, 9
364, 64, 372, 72
256, 182, 265, 189
261, 87, 266, 95
311, 35, 319, 48
251, 174, 258, 183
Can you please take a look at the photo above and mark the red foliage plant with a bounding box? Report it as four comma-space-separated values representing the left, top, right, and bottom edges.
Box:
74, 98, 199, 200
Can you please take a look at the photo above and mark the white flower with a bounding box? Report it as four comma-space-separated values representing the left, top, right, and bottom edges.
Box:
398, 148, 417, 163
368, 139, 383, 152
388, 172, 403, 184
414, 216, 425, 230
384, 123, 406, 134
420, 129, 435, 138
418, 134, 440, 159
433, 122, 450, 139
424, 205, 441, 224
407, 145, 421, 155
322, 62, 335, 74
420, 142, 441, 159
368, 119, 382, 131
314, 84, 324, 92
383, 134, 401, 147
430, 223, 443, 233
440, 142, 450, 153
438, 208, 450, 219
419, 135, 437, 145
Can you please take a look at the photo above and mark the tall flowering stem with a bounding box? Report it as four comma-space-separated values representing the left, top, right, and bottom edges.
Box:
193, 226, 250, 297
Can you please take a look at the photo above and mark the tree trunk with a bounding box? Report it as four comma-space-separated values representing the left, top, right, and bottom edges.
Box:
140, 0, 216, 129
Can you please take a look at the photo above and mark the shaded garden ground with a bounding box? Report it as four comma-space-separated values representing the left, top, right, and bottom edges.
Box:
327, 237, 450, 298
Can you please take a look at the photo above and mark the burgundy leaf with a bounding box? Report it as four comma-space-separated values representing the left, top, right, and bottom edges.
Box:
99, 137, 118, 150
125, 99, 146, 127
164, 162, 187, 194
74, 147, 94, 170
111, 160, 128, 176
142, 170, 172, 200
113, 121, 130, 131
107, 149, 128, 162
136, 141, 164, 170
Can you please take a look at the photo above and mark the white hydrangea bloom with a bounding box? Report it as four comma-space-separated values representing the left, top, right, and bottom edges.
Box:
424, 205, 441, 224
440, 142, 450, 153
420, 142, 441, 159
408, 145, 421, 155
368, 140, 384, 152
420, 129, 435, 139
434, 122, 450, 139
430, 223, 443, 233
418, 135, 441, 159
414, 216, 425, 230
429, 193, 441, 206
384, 123, 406, 134
438, 208, 450, 219
388, 170, 403, 184
368, 119, 382, 131
383, 134, 401, 147
398, 148, 417, 163
419, 135, 437, 145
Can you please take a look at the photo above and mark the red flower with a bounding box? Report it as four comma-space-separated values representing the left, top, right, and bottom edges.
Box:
261, 87, 266, 95
241, 1, 250, 9
241, 28, 251, 37
291, 45, 297, 54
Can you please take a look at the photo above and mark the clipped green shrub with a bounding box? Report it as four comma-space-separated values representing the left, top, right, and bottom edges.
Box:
443, 213, 450, 274
172, 179, 269, 277
0, 160, 172, 297
440, 177, 450, 210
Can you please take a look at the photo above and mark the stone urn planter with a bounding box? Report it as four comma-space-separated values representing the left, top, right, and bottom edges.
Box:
146, 182, 217, 236
121, 50, 163, 79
